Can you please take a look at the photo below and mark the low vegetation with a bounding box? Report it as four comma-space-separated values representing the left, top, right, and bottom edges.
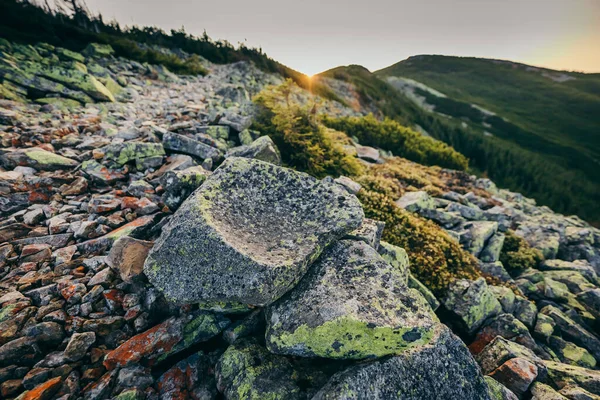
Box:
500, 230, 544, 273
319, 64, 600, 225
253, 81, 482, 295
357, 184, 480, 295
323, 114, 468, 170
252, 80, 364, 178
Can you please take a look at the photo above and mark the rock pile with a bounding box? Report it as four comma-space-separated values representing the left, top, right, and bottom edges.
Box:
1, 39, 600, 400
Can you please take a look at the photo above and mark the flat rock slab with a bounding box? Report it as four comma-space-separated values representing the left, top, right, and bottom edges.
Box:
312, 326, 491, 399
144, 157, 363, 306
265, 240, 438, 359
0, 148, 77, 171
162, 132, 223, 161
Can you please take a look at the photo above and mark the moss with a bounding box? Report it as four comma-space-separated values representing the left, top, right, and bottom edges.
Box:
323, 114, 469, 171
269, 315, 434, 359
0, 82, 25, 102
358, 187, 479, 295
218, 340, 301, 400
252, 79, 364, 178
98, 76, 123, 96
484, 377, 506, 400
83, 43, 115, 57
500, 230, 544, 273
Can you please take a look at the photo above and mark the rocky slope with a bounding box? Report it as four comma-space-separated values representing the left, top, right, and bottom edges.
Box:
1, 42, 600, 400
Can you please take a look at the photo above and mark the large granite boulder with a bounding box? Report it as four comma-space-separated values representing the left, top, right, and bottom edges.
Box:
144, 157, 363, 305
312, 326, 491, 399
265, 240, 438, 359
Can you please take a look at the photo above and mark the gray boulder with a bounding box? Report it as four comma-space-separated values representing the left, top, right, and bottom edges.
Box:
480, 232, 506, 262
225, 136, 281, 165
343, 218, 385, 249
265, 240, 438, 359
162, 132, 223, 161
460, 221, 499, 257
442, 278, 502, 335
159, 166, 210, 210
144, 157, 363, 305
216, 338, 303, 400
312, 326, 491, 399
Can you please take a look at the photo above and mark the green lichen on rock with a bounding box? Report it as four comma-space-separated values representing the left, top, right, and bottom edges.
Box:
269, 315, 435, 360
0, 304, 17, 323
83, 43, 115, 57
156, 311, 230, 363
144, 157, 363, 306
3, 147, 78, 171
543, 361, 600, 394
312, 326, 491, 399
205, 125, 230, 140
226, 135, 282, 165
484, 376, 516, 400
102, 142, 165, 166
442, 278, 502, 335
98, 76, 123, 96
36, 97, 81, 109
113, 390, 142, 400
266, 240, 438, 359
55, 47, 85, 63
35, 64, 115, 102
216, 338, 303, 400
378, 240, 410, 282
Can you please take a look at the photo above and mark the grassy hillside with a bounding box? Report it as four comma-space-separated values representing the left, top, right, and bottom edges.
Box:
317, 64, 600, 225
376, 55, 600, 181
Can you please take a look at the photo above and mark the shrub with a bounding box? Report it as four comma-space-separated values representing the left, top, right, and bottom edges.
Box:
323, 114, 468, 171
252, 80, 364, 178
357, 182, 480, 296
500, 230, 544, 272
106, 37, 207, 75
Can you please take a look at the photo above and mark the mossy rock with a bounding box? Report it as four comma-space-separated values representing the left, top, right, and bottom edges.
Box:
144, 157, 363, 306
2, 68, 94, 104
442, 278, 502, 335
0, 147, 77, 171
55, 47, 85, 63
36, 64, 115, 102
225, 135, 281, 165
215, 338, 304, 400
102, 142, 165, 167
36, 97, 81, 109
357, 187, 480, 296
83, 43, 115, 57
312, 326, 490, 399
266, 240, 439, 359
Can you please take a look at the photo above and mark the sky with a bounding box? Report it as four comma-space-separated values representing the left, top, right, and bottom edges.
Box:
85, 0, 600, 76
